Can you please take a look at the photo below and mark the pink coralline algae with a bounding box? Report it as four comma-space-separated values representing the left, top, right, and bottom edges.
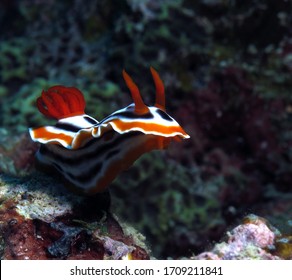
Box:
196, 215, 282, 260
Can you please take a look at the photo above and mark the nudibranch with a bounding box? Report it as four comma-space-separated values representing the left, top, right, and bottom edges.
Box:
29, 67, 190, 194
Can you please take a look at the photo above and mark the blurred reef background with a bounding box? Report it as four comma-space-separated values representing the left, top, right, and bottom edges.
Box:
0, 0, 291, 259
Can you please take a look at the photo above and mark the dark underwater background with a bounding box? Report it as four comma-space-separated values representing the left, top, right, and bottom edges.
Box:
0, 0, 291, 259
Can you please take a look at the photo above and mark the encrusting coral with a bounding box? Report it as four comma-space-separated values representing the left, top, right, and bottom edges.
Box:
195, 214, 291, 260
0, 172, 150, 260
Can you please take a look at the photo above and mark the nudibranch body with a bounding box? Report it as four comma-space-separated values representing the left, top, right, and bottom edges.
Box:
29, 68, 190, 194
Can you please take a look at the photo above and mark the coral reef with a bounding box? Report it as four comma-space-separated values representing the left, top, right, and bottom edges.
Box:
195, 215, 291, 260
111, 152, 226, 258
0, 0, 291, 259
0, 172, 150, 260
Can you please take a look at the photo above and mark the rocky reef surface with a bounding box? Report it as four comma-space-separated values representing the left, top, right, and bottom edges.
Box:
0, 129, 291, 260
1, 166, 290, 259
0, 171, 150, 260
0, 0, 291, 259
195, 214, 291, 260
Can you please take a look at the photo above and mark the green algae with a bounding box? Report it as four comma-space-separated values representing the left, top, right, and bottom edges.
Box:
2, 78, 54, 132
111, 152, 225, 257
0, 38, 32, 82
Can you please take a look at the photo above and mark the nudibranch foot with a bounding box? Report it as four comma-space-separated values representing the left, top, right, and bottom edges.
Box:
29, 68, 190, 194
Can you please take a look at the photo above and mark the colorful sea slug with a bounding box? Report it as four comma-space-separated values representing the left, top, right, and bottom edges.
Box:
29, 67, 190, 194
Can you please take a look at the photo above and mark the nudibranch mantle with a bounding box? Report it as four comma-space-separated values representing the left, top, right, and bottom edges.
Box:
29, 67, 190, 194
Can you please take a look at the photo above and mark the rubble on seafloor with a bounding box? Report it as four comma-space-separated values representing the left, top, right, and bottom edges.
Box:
194, 214, 292, 260
0, 170, 291, 260
0, 173, 150, 260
